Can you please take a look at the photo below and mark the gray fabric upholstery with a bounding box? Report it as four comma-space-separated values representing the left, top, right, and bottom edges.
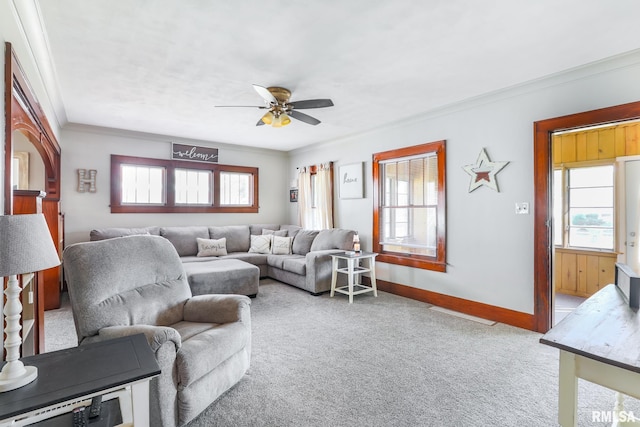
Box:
292, 229, 320, 255
310, 228, 356, 251
184, 259, 259, 296
249, 223, 281, 235
89, 226, 160, 241
87, 224, 355, 295
279, 224, 302, 240
262, 228, 288, 237
160, 226, 209, 257
209, 225, 251, 253
63, 235, 251, 427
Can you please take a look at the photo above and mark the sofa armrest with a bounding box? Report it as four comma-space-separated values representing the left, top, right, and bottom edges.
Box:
305, 249, 344, 293
99, 325, 181, 352
183, 294, 251, 324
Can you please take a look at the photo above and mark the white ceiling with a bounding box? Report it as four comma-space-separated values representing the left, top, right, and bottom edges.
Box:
32, 0, 640, 152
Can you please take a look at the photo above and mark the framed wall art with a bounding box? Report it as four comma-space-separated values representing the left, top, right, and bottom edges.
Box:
339, 162, 364, 199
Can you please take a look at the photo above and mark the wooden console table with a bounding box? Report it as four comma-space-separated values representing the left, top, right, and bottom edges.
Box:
0, 334, 160, 426
540, 284, 640, 426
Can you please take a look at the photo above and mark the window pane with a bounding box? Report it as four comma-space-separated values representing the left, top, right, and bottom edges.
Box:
121, 165, 165, 204
175, 169, 212, 205
569, 188, 613, 208
570, 207, 613, 228
380, 206, 436, 256
569, 226, 614, 250
220, 172, 251, 205
569, 165, 613, 188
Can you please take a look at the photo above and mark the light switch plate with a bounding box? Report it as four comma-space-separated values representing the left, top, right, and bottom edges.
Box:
515, 202, 529, 214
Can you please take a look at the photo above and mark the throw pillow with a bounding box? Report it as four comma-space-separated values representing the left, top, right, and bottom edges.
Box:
292, 229, 320, 255
249, 235, 271, 254
196, 237, 227, 257
271, 235, 293, 255
262, 229, 288, 237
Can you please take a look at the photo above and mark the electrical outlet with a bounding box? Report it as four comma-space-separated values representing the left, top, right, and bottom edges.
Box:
515, 202, 529, 215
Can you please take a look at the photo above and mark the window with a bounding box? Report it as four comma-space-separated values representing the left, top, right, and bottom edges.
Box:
373, 141, 446, 272
554, 163, 614, 251
111, 155, 258, 213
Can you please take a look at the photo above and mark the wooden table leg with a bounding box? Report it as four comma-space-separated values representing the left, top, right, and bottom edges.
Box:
370, 257, 377, 297
558, 350, 578, 427
130, 381, 151, 427
348, 258, 354, 304
330, 257, 338, 298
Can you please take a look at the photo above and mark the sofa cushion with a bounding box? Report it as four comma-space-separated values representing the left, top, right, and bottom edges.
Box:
271, 235, 293, 255
249, 235, 271, 254
209, 225, 250, 253
262, 228, 288, 237
310, 228, 355, 251
292, 229, 319, 255
250, 224, 281, 235
279, 225, 302, 240
220, 252, 269, 265
196, 237, 227, 257
161, 226, 209, 257
267, 254, 305, 274
89, 226, 160, 241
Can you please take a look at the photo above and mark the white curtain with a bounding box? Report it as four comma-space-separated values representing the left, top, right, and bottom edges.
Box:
298, 163, 333, 229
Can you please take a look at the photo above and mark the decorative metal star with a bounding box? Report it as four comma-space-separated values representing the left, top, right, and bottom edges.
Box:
462, 148, 509, 192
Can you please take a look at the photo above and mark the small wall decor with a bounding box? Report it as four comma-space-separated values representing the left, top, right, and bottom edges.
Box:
77, 169, 97, 193
289, 189, 298, 203
462, 148, 509, 192
339, 162, 364, 199
172, 143, 219, 163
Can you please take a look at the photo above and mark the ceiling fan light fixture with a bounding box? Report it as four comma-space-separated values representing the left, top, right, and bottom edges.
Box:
280, 113, 291, 127
261, 111, 274, 125
271, 113, 283, 128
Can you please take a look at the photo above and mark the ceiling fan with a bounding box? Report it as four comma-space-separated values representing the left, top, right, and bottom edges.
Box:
216, 84, 334, 127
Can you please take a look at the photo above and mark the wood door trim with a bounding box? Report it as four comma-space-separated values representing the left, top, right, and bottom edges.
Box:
4, 42, 61, 214
534, 100, 640, 333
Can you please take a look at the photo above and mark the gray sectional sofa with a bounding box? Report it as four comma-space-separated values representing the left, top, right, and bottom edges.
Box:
89, 224, 356, 296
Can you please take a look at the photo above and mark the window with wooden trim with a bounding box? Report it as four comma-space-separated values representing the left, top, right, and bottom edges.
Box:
373, 141, 446, 272
553, 163, 615, 251
111, 155, 258, 213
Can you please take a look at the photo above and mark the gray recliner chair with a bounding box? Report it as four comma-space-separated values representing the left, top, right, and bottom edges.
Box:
63, 235, 251, 427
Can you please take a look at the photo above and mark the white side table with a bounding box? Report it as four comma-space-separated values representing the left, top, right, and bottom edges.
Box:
330, 252, 378, 303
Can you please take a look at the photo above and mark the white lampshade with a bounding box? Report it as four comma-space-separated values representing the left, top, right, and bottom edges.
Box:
0, 214, 60, 276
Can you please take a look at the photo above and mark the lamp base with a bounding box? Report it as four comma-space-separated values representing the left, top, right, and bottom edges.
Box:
0, 364, 38, 392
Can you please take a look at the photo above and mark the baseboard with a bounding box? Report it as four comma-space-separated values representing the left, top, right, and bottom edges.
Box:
371, 278, 535, 331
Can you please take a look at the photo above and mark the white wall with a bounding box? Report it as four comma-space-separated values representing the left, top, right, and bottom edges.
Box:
61, 125, 290, 245
288, 50, 640, 315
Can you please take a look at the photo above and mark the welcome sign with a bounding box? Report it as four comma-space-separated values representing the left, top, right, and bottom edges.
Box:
172, 143, 219, 163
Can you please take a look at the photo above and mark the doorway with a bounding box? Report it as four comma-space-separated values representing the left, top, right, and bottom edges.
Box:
533, 101, 640, 333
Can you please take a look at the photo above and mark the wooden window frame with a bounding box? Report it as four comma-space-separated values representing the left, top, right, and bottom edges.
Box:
554, 161, 616, 252
110, 154, 259, 213
373, 141, 446, 272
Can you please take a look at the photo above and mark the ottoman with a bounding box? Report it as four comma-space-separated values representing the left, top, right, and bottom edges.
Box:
183, 259, 260, 297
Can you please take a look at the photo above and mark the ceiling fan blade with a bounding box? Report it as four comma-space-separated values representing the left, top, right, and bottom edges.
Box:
288, 99, 334, 109
214, 105, 267, 108
256, 119, 265, 126
289, 110, 321, 125
252, 84, 277, 104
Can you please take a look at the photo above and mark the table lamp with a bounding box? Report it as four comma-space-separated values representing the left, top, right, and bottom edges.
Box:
0, 214, 60, 392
